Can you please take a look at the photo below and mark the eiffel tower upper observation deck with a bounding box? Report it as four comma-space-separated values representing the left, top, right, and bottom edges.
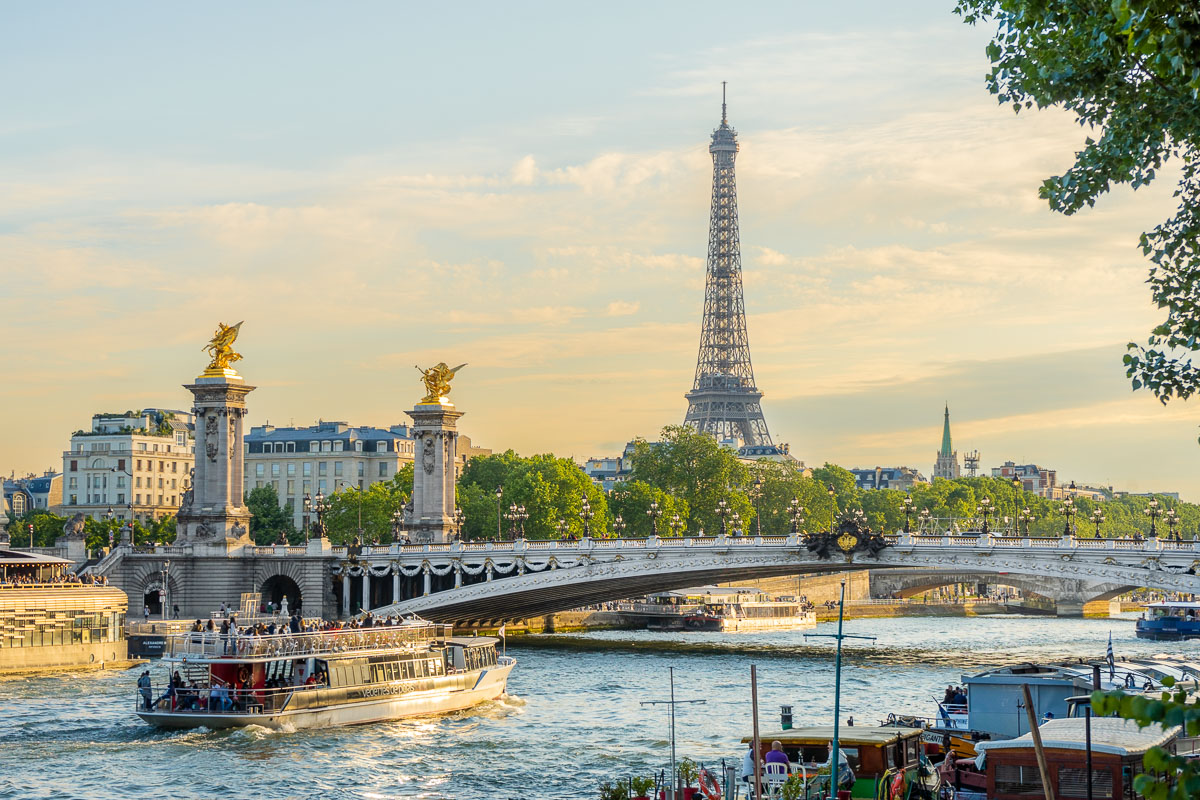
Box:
683, 86, 774, 450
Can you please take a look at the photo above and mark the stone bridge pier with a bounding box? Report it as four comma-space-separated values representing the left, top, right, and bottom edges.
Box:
868, 568, 1131, 616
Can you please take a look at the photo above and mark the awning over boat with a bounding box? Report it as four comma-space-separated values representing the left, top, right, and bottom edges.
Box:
741, 726, 922, 747
976, 717, 1178, 757
444, 637, 498, 649
0, 548, 72, 566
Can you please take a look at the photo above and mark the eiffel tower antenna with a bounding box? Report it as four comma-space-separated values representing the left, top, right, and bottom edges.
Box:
683, 84, 774, 449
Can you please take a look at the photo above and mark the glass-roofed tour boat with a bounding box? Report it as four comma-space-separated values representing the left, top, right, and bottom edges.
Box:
135, 618, 514, 730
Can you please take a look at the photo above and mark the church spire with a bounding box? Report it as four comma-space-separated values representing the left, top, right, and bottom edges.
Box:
940, 404, 953, 456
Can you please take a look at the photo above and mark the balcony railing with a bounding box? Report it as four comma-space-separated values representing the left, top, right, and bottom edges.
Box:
163, 623, 450, 660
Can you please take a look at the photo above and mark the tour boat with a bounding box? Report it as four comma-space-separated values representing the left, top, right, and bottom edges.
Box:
135, 620, 515, 730
1135, 600, 1200, 640
645, 586, 817, 632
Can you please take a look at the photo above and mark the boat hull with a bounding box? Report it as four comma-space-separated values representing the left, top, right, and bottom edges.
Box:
137, 661, 514, 730
1135, 621, 1200, 641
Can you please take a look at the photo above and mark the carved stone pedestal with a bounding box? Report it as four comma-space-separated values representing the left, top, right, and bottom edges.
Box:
176, 370, 255, 546
405, 401, 463, 544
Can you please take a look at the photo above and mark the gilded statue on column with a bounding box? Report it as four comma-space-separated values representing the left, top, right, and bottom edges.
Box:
416, 362, 466, 404
203, 321, 244, 373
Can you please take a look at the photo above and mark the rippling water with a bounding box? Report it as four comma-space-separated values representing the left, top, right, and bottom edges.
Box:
3, 615, 1197, 799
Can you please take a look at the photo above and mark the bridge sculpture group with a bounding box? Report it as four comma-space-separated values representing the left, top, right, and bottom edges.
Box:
355, 531, 1200, 624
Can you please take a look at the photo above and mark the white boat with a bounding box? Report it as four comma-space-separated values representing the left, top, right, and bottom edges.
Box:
646, 586, 818, 632
135, 620, 514, 730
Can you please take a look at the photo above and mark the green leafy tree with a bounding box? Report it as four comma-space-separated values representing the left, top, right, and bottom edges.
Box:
1094, 676, 1200, 800
5, 510, 67, 547
629, 425, 752, 535
323, 468, 412, 545
955, 0, 1200, 415
457, 451, 607, 539
246, 485, 296, 545
608, 480, 689, 536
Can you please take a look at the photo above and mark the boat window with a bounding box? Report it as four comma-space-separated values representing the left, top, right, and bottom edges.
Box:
995, 764, 1043, 796
1058, 767, 1113, 799
401, 661, 414, 680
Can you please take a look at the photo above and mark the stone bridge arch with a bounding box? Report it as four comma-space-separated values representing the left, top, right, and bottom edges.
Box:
131, 564, 183, 619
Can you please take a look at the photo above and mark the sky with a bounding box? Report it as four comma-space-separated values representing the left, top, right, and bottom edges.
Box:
1, 2, 1196, 498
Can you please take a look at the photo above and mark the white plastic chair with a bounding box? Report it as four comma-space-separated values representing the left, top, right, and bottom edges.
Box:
762, 762, 789, 799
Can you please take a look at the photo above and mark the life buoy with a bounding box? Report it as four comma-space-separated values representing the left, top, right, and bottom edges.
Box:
238, 665, 251, 683
698, 768, 721, 800
889, 768, 906, 800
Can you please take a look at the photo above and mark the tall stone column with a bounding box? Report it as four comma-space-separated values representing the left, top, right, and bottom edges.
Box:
406, 401, 463, 544
176, 363, 254, 545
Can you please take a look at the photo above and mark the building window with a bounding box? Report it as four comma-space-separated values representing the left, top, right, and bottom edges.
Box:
379, 462, 388, 477
287, 480, 295, 495
319, 479, 327, 492
271, 463, 280, 478
171, 479, 176, 489
117, 459, 125, 471
333, 441, 343, 452
70, 460, 78, 471
319, 462, 327, 476
286, 442, 295, 453
70, 494, 77, 505
116, 476, 125, 488
117, 494, 125, 503
303, 462, 312, 477
68, 477, 77, 489
287, 463, 296, 477
334, 462, 343, 477
321, 441, 331, 453
172, 462, 177, 472
136, 459, 142, 470
158, 495, 163, 505
256, 464, 264, 478
263, 443, 273, 454
357, 462, 365, 478
354, 441, 363, 452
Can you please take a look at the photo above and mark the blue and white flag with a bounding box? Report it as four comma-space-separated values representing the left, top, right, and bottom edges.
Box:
1107, 631, 1115, 680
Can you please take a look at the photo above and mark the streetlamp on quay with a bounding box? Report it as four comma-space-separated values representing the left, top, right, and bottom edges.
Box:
647, 501, 662, 536
613, 514, 627, 538
827, 484, 837, 532
752, 476, 764, 536
787, 498, 805, 535
1090, 508, 1106, 539
160, 559, 171, 621
901, 496, 915, 534
494, 485, 503, 541
715, 499, 730, 536
579, 496, 594, 538
977, 497, 995, 536
312, 490, 331, 538
1165, 508, 1180, 541
668, 514, 683, 537
1145, 499, 1162, 538
1017, 506, 1034, 537
453, 507, 465, 541
1061, 497, 1077, 537
105, 506, 115, 547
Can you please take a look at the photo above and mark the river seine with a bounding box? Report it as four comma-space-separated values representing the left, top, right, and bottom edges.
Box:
3, 615, 1195, 799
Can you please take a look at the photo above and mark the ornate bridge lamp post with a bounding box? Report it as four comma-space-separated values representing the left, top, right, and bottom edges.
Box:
555, 518, 570, 539
977, 497, 995, 535
613, 514, 627, 538
1145, 498, 1162, 538
647, 501, 662, 536
787, 499, 805, 535
1165, 508, 1180, 541
453, 507, 465, 541
668, 514, 683, 537
752, 476, 764, 536
918, 507, 932, 534
504, 504, 527, 540
494, 485, 503, 541
1090, 508, 1106, 539
901, 496, 915, 533
517, 505, 528, 538
1061, 497, 1077, 537
303, 492, 312, 541
1017, 506, 1034, 537
715, 499, 730, 536
391, 509, 404, 543
827, 484, 837, 533
579, 496, 594, 538
731, 511, 743, 537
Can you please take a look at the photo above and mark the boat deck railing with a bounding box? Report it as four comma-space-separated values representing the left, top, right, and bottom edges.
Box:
164, 623, 451, 660
136, 682, 321, 714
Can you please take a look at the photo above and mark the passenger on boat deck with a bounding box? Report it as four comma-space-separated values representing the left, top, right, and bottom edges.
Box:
192, 620, 203, 633
765, 741, 789, 767
942, 685, 955, 704
952, 688, 967, 705
137, 670, 153, 710
739, 743, 756, 786
205, 619, 215, 632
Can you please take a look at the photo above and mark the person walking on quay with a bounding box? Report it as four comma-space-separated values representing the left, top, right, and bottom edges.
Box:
143, 605, 150, 623
172, 604, 180, 620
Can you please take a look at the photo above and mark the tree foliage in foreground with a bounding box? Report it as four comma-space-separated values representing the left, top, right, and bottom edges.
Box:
1095, 677, 1200, 799
955, 0, 1200, 419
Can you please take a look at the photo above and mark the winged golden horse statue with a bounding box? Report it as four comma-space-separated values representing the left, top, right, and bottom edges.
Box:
203, 321, 244, 372
416, 362, 467, 403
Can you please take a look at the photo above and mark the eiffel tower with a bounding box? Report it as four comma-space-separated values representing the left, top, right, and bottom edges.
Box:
683, 85, 774, 449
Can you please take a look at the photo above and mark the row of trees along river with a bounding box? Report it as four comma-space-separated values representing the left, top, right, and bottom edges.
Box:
6, 426, 1198, 548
